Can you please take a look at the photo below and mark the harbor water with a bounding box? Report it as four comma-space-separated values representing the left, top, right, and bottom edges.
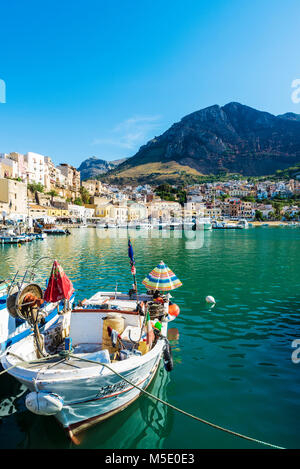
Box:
0, 226, 299, 449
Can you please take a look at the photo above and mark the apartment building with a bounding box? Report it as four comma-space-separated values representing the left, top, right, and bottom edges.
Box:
0, 178, 28, 215
24, 152, 45, 185
57, 164, 80, 192
7, 152, 28, 180
82, 179, 103, 195
0, 155, 18, 179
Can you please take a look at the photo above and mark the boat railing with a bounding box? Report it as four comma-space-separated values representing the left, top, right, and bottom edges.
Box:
7, 256, 55, 296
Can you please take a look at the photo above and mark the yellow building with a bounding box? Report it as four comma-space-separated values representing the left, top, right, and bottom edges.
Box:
0, 178, 28, 215
204, 207, 222, 219
127, 201, 147, 221
47, 207, 69, 217
82, 179, 104, 195
146, 200, 182, 220
29, 204, 48, 218
95, 204, 110, 217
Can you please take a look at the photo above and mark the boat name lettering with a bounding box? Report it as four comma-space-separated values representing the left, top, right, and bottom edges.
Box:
96, 376, 140, 397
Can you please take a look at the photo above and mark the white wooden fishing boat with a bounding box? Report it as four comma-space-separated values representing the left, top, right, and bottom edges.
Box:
1, 253, 182, 444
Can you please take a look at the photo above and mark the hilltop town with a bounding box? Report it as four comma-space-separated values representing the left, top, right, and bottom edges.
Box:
0, 151, 299, 225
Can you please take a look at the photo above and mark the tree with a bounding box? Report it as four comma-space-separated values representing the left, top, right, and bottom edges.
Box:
80, 186, 91, 204
74, 197, 83, 206
255, 210, 264, 221
47, 189, 58, 204
28, 182, 44, 193
242, 196, 256, 203
272, 202, 282, 220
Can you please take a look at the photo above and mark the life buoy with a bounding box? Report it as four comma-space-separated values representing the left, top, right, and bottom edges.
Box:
163, 340, 173, 372
168, 303, 180, 318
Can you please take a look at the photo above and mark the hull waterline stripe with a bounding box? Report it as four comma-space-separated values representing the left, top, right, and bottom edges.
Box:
66, 361, 160, 436
69, 373, 151, 406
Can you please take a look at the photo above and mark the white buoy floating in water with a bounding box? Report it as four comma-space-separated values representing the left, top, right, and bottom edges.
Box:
205, 295, 216, 304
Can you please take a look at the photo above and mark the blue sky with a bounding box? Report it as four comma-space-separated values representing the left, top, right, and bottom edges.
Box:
1, 0, 300, 167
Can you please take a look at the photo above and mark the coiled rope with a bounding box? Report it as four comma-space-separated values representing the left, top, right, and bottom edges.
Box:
67, 353, 285, 450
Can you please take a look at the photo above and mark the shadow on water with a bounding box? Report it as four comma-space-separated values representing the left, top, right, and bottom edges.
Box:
71, 363, 173, 449
0, 363, 173, 449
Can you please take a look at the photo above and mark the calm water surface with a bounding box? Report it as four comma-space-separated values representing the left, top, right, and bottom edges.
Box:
0, 226, 299, 449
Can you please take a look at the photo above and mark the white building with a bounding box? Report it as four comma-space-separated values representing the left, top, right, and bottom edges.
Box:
24, 152, 45, 186
67, 204, 86, 219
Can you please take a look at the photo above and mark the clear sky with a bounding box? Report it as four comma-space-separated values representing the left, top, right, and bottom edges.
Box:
1, 0, 300, 167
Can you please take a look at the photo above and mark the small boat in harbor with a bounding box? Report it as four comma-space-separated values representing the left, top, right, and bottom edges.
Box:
195, 217, 212, 230
212, 219, 248, 229
1, 245, 182, 444
0, 229, 30, 245
27, 232, 47, 240
43, 227, 71, 235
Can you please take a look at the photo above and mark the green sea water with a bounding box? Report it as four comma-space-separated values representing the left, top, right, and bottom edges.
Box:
0, 226, 299, 449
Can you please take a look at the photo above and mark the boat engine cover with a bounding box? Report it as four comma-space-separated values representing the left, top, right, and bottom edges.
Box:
25, 391, 64, 415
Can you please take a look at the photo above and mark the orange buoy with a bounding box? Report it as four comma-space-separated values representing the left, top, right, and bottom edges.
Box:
168, 303, 180, 317
155, 297, 164, 304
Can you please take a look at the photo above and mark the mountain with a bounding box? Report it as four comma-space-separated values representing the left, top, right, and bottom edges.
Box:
98, 102, 300, 185
277, 112, 300, 121
77, 157, 127, 180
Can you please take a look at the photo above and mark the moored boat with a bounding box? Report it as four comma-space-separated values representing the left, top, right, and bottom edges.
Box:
0, 229, 30, 244
1, 245, 182, 443
212, 220, 244, 229
43, 228, 70, 235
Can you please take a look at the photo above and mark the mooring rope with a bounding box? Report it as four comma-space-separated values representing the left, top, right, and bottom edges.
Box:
0, 349, 285, 449
67, 353, 285, 450
0, 353, 60, 377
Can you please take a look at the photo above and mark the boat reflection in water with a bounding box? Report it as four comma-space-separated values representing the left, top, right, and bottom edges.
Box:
77, 362, 173, 449
1, 362, 172, 449
0, 374, 27, 419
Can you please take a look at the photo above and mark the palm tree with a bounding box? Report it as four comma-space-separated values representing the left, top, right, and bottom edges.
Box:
48, 190, 58, 205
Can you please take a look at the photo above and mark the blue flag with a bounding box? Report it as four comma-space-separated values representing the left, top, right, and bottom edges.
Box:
128, 239, 135, 265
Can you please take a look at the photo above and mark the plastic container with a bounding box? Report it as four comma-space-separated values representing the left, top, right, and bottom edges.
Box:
102, 313, 125, 354
138, 341, 149, 355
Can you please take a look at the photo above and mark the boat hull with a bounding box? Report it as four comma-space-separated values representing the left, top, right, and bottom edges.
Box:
64, 355, 162, 437
2, 334, 165, 438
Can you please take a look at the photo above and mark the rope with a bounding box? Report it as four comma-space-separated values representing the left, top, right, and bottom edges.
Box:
0, 347, 285, 449
67, 353, 285, 450
0, 353, 60, 377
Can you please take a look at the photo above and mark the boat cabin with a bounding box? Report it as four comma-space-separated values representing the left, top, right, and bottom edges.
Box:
66, 291, 169, 360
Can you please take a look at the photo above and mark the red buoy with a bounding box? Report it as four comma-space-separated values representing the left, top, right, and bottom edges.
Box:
168, 303, 180, 317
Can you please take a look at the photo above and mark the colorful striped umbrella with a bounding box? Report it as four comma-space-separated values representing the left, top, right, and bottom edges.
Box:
142, 261, 182, 292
